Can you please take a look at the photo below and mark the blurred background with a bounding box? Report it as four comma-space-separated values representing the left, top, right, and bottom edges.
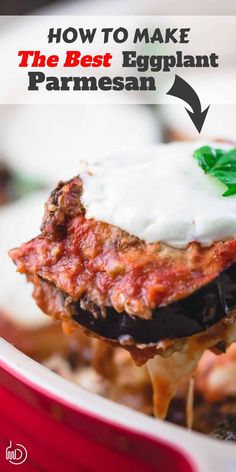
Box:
1, 0, 236, 15
0, 0, 59, 14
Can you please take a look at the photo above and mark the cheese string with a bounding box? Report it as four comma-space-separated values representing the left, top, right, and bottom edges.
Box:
186, 375, 195, 429
147, 346, 203, 420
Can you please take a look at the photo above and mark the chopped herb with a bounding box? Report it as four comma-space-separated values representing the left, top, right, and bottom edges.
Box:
193, 145, 236, 197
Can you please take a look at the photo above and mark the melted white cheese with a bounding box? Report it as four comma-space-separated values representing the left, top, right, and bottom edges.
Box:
81, 142, 236, 248
147, 316, 236, 419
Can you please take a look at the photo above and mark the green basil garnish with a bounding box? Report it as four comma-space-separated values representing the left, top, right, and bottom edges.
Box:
193, 145, 236, 197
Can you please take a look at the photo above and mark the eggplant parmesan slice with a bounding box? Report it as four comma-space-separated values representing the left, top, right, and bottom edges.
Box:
10, 174, 236, 337
9, 142, 236, 420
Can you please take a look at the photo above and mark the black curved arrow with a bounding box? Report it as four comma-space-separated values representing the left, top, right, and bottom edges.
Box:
167, 75, 210, 134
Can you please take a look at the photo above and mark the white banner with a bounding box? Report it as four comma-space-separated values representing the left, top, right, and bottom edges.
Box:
0, 15, 235, 104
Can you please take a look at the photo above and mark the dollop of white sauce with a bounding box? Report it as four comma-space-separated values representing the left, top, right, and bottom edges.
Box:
81, 142, 236, 248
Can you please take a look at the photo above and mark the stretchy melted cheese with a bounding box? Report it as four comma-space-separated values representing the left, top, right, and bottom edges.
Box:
147, 314, 236, 420
81, 142, 236, 248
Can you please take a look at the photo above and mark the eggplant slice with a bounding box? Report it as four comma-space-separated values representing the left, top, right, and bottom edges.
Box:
61, 263, 236, 345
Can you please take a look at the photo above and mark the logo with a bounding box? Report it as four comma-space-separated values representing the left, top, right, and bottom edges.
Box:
5, 441, 28, 465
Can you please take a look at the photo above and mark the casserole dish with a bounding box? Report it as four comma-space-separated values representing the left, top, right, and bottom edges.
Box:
1, 337, 236, 472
